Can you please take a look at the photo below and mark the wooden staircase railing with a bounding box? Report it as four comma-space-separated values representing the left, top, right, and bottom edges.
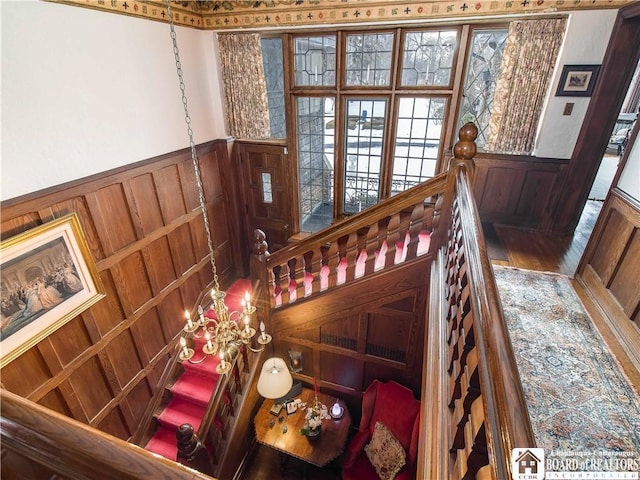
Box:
0, 388, 215, 480
259, 170, 448, 312
419, 124, 536, 480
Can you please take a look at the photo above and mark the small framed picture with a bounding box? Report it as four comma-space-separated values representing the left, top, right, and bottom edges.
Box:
555, 64, 600, 97
286, 401, 298, 415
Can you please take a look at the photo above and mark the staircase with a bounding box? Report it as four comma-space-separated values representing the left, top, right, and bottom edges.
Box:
143, 279, 252, 462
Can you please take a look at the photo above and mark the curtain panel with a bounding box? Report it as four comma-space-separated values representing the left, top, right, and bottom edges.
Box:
218, 33, 270, 139
485, 18, 567, 154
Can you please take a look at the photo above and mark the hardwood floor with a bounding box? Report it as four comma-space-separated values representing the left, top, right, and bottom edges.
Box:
239, 441, 343, 480
486, 199, 602, 276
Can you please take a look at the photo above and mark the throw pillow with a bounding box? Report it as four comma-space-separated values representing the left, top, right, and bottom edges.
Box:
364, 421, 407, 480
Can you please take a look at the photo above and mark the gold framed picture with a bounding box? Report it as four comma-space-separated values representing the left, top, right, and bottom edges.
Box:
1, 213, 105, 368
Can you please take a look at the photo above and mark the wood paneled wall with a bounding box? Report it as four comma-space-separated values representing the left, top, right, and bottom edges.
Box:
0, 139, 242, 440
577, 188, 640, 373
472, 153, 568, 230
269, 259, 430, 418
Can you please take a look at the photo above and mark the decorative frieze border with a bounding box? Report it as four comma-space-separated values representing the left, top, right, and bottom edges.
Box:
46, 0, 632, 30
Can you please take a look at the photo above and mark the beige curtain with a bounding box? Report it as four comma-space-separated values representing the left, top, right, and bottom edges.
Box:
485, 18, 567, 154
217, 33, 270, 139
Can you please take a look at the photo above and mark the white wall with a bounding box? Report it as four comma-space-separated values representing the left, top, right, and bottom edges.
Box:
535, 9, 618, 159
1, 0, 226, 201
617, 135, 640, 200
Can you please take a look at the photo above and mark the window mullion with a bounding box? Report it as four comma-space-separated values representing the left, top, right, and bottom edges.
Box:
441, 24, 471, 172
380, 28, 403, 199
282, 34, 302, 234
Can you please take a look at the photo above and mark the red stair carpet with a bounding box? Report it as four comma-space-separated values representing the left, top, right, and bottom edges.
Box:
144, 279, 252, 461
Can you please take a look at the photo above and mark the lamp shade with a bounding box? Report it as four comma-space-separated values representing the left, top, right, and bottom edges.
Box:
257, 357, 293, 399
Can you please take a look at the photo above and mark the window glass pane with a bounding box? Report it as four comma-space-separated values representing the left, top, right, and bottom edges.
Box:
261, 172, 273, 203
392, 97, 446, 193
294, 36, 337, 87
297, 97, 335, 232
261, 37, 286, 138
458, 28, 508, 148
345, 33, 394, 87
401, 30, 457, 86
344, 99, 387, 213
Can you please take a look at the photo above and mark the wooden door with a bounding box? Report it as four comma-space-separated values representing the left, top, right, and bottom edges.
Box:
239, 142, 293, 252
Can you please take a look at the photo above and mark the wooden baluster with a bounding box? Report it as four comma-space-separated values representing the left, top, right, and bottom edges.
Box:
287, 257, 303, 303
325, 241, 340, 289
343, 231, 359, 283
396, 208, 413, 264
404, 201, 425, 261
278, 262, 290, 305
272, 264, 283, 307
294, 254, 305, 301
384, 212, 401, 267
320, 244, 330, 291
303, 249, 316, 296
336, 235, 349, 285
366, 217, 386, 273
176, 423, 215, 476
354, 226, 369, 279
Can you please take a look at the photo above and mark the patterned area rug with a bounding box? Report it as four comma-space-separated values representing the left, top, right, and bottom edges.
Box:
493, 266, 640, 453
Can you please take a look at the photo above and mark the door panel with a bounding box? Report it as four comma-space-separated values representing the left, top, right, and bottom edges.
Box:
239, 142, 292, 252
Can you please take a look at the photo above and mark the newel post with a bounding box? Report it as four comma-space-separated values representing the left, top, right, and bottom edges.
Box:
432, 123, 479, 251
176, 423, 215, 476
249, 228, 272, 348
450, 122, 478, 178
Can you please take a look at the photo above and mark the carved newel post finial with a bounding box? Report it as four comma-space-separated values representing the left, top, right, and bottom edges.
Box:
252, 228, 269, 256
451, 122, 478, 174
176, 423, 214, 475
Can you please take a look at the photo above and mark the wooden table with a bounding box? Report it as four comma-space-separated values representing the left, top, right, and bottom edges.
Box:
254, 387, 351, 474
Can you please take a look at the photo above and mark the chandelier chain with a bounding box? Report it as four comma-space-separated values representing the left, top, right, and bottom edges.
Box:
166, 0, 219, 291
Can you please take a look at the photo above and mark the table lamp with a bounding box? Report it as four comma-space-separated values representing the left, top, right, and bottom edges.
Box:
257, 357, 294, 399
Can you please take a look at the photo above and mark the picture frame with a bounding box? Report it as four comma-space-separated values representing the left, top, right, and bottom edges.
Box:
1, 213, 105, 368
555, 64, 601, 97
286, 401, 298, 415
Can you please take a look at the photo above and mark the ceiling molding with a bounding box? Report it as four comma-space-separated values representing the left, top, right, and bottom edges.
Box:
45, 0, 633, 30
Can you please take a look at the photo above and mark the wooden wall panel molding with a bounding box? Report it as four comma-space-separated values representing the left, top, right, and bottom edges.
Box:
472, 154, 568, 229
0, 138, 242, 441
577, 188, 640, 377
269, 259, 430, 409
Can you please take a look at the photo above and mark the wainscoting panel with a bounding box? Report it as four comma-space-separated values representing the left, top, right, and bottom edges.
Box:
577, 188, 640, 375
269, 259, 430, 416
0, 139, 241, 440
473, 154, 568, 229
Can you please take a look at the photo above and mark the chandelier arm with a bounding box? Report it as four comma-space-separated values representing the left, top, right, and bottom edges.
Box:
165, 0, 219, 291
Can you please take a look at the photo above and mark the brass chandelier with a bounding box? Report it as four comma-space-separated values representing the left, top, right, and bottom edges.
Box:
166, 0, 271, 375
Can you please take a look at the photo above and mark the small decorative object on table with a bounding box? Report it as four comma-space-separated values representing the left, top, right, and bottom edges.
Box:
300, 397, 330, 440
330, 398, 344, 419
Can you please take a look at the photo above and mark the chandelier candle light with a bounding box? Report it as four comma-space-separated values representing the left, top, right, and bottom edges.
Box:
165, 0, 271, 375
178, 288, 271, 374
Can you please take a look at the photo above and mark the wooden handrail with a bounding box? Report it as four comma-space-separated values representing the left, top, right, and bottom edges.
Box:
418, 123, 535, 480
268, 173, 447, 263
0, 388, 214, 480
260, 173, 448, 311
454, 162, 536, 472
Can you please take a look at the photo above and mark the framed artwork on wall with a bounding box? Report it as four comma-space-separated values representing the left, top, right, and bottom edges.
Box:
555, 64, 601, 97
1, 213, 105, 368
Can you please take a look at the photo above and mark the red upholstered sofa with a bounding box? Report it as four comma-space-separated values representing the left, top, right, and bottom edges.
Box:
342, 380, 421, 480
